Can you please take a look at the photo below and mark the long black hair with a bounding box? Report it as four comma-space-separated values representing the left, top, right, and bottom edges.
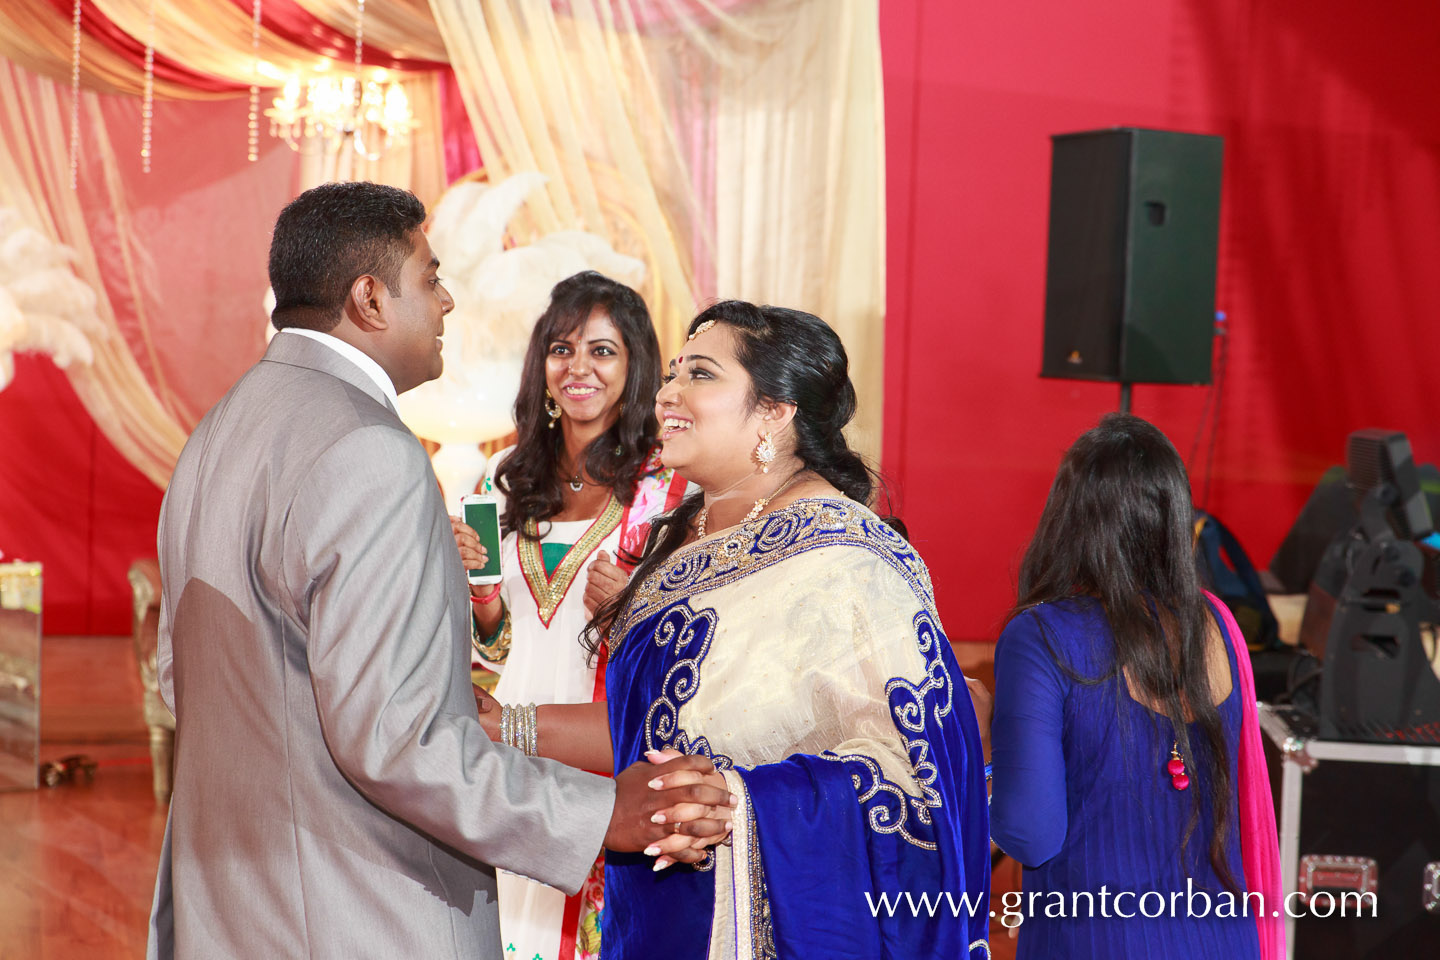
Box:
493, 271, 661, 537
1012, 412, 1237, 891
583, 300, 880, 655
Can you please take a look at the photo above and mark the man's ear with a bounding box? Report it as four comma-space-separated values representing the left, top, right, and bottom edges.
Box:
345, 275, 388, 332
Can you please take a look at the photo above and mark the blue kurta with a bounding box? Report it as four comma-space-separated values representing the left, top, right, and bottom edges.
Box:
990, 597, 1261, 959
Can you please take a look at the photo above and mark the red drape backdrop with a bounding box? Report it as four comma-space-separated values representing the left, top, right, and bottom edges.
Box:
881, 0, 1440, 641
0, 51, 475, 634
0, 90, 296, 634
0, 355, 162, 635
6, 0, 1440, 636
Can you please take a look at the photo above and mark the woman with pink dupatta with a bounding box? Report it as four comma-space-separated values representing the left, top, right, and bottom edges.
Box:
989, 413, 1283, 960
453, 272, 691, 960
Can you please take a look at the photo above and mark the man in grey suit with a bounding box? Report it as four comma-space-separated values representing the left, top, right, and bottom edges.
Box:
148, 182, 728, 959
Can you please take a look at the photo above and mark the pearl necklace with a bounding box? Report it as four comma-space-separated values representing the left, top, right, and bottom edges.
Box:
695, 473, 803, 540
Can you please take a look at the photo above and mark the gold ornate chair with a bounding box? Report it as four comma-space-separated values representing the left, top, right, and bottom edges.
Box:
127, 559, 174, 804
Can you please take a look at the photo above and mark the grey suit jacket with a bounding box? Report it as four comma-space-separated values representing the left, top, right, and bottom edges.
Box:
147, 334, 614, 959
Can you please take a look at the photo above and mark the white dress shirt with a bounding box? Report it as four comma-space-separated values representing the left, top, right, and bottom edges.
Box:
277, 327, 399, 410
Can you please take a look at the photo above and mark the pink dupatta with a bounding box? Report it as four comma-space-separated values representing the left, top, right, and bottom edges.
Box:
1204, 591, 1285, 960
615, 448, 690, 571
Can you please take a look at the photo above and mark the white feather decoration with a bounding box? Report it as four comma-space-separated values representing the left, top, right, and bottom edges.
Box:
394, 174, 645, 445
0, 208, 104, 392
254, 174, 644, 498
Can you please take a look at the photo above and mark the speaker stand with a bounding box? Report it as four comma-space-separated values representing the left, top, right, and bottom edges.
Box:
1119, 382, 1133, 414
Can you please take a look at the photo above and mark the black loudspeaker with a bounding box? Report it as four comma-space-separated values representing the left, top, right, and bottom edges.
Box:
1041, 127, 1224, 385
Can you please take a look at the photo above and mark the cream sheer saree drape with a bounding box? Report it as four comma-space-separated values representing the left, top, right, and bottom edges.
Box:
602, 498, 991, 958
429, 0, 886, 457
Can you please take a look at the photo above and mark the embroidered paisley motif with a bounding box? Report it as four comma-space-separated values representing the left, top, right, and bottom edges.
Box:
820, 609, 954, 850
612, 499, 935, 643
642, 601, 734, 770
620, 499, 955, 853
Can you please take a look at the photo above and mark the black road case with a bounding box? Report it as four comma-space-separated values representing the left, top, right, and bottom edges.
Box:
1259, 704, 1440, 958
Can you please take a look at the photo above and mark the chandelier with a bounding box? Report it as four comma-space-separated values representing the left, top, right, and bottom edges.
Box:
264, 66, 417, 160
246, 0, 417, 162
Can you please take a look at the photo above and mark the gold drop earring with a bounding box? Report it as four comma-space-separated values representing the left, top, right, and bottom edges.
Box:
754, 430, 777, 473
545, 390, 562, 429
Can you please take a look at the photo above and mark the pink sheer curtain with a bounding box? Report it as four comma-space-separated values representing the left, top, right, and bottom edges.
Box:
86, 92, 300, 431
0, 58, 298, 631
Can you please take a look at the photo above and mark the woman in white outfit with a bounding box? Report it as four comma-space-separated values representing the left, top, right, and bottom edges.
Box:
452, 271, 689, 960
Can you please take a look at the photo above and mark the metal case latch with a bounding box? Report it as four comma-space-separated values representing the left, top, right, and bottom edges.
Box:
1297, 855, 1379, 904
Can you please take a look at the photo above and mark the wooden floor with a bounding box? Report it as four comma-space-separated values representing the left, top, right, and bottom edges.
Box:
0, 637, 1018, 960
0, 635, 164, 960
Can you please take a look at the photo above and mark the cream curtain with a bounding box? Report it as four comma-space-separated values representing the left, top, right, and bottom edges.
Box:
0, 54, 445, 488
88, 0, 321, 85
0, 0, 885, 479
0, 0, 235, 98
705, 2, 885, 457
0, 0, 438, 108
427, 0, 885, 458
0, 0, 349, 94
0, 60, 188, 487
296, 0, 451, 63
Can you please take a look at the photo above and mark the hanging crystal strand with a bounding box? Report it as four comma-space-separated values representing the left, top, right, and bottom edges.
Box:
69, 0, 81, 189
355, 0, 366, 112
248, 0, 262, 162
355, 0, 366, 79
141, 0, 155, 173
347, 0, 367, 160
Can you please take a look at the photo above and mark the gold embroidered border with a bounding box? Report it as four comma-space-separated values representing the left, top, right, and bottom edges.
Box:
519, 495, 623, 627
712, 770, 776, 960
472, 607, 512, 664
815, 609, 954, 852
611, 499, 936, 643
745, 799, 777, 958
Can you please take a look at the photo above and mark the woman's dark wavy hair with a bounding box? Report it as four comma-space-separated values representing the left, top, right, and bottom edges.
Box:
583, 300, 888, 656
1010, 412, 1238, 892
493, 271, 661, 538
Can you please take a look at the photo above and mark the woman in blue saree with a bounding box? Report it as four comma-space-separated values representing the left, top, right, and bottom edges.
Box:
486, 301, 991, 958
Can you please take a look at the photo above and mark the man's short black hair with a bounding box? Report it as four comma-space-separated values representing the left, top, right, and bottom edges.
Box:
268, 181, 428, 332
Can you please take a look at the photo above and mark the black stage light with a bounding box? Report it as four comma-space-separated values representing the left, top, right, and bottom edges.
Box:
1299, 430, 1440, 743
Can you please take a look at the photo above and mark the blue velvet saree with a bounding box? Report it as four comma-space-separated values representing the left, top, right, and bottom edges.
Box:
602, 498, 990, 959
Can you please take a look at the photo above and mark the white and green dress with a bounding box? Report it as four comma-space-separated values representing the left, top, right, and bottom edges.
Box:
473, 446, 690, 960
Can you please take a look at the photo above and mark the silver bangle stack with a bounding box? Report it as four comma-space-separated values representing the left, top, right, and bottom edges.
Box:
500, 702, 538, 757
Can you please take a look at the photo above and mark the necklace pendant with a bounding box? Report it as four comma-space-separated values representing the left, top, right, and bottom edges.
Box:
569, 480, 583, 493
1167, 742, 1189, 791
